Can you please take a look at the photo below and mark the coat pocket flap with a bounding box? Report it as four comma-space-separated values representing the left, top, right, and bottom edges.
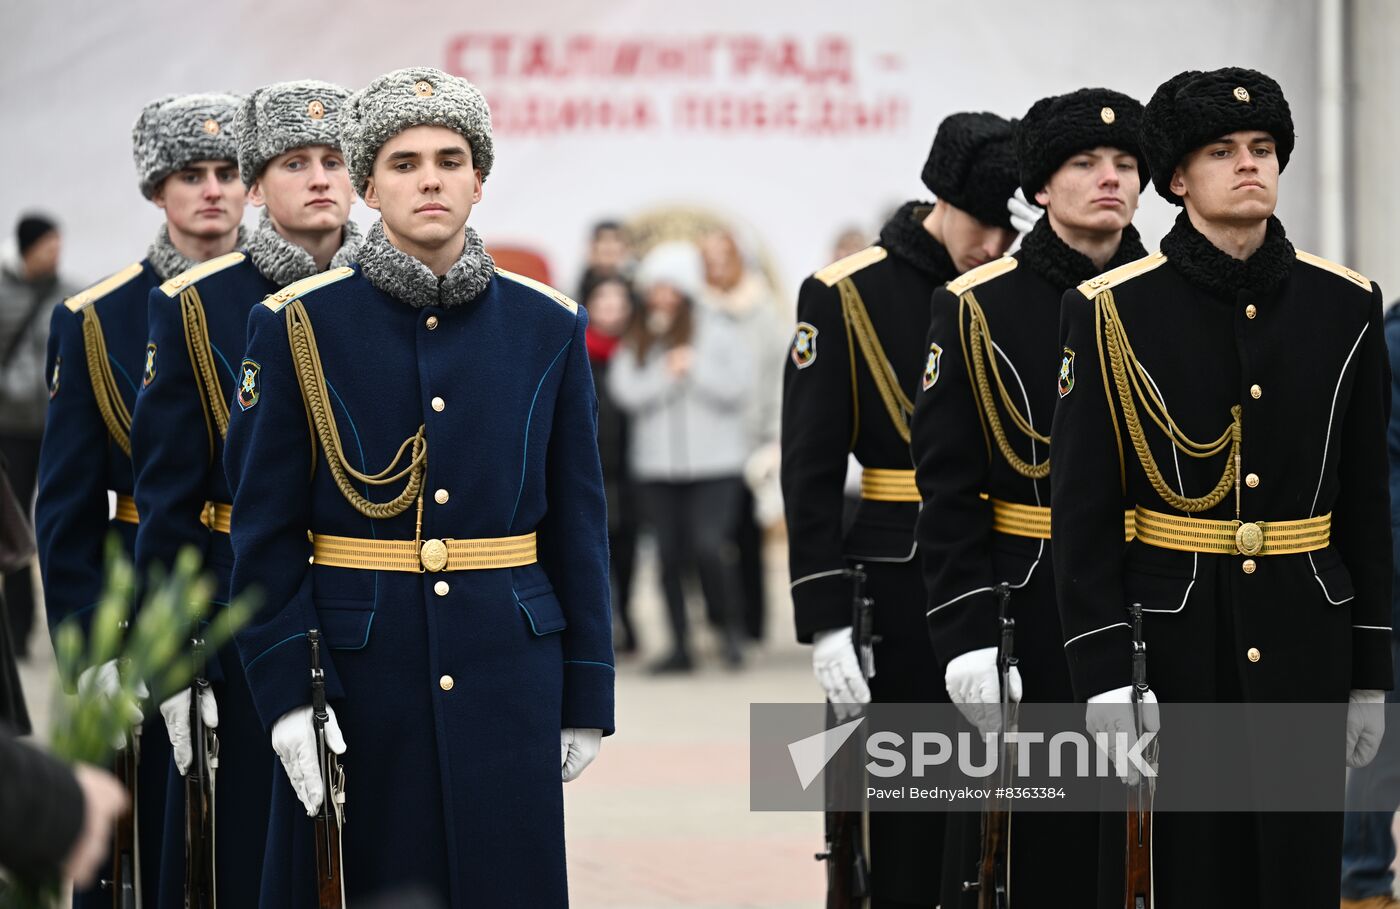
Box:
518, 589, 567, 635
316, 602, 374, 650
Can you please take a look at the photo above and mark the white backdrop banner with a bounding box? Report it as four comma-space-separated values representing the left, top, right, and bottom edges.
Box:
1, 0, 1320, 303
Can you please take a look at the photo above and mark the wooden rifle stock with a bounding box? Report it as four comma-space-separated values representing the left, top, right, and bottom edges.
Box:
813, 566, 874, 908
184, 637, 217, 908
1125, 603, 1152, 909
964, 583, 1015, 908
309, 629, 347, 909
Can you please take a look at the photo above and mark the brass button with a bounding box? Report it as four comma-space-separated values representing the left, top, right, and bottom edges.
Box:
1246, 647, 1261, 663
425, 315, 439, 330
1250, 384, 1262, 399
434, 580, 449, 597
1245, 304, 1258, 319
1242, 558, 1257, 574
431, 396, 445, 412
1245, 473, 1260, 488
439, 674, 454, 691
434, 488, 449, 505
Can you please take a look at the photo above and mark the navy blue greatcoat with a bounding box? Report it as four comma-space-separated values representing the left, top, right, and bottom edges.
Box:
225, 261, 615, 908
129, 251, 276, 909
34, 259, 177, 907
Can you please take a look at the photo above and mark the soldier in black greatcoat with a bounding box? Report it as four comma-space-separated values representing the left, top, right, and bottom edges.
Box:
912, 88, 1150, 907
1051, 68, 1392, 908
781, 112, 1020, 907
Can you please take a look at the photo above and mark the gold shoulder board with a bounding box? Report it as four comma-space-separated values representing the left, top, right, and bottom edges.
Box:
494, 267, 578, 314
1076, 251, 1169, 299
814, 246, 888, 287
262, 266, 356, 312
1295, 249, 1371, 291
945, 256, 1018, 296
65, 262, 144, 312
159, 251, 247, 297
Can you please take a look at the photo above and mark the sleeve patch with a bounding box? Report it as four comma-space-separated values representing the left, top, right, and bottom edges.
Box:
1058, 347, 1076, 398
48, 357, 61, 399
142, 342, 157, 387
236, 358, 261, 411
922, 342, 943, 391
790, 322, 819, 369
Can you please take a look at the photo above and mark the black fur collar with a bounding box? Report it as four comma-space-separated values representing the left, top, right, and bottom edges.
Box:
1159, 211, 1293, 298
1019, 219, 1148, 291
877, 201, 957, 282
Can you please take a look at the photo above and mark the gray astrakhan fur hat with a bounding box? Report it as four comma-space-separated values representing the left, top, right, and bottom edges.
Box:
132, 93, 242, 199
341, 66, 494, 197
235, 80, 351, 188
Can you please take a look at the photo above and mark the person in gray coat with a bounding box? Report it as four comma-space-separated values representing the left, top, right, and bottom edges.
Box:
608, 241, 753, 672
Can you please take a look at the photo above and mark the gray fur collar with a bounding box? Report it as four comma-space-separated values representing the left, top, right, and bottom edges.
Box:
245, 211, 362, 287
147, 223, 250, 282
356, 219, 495, 309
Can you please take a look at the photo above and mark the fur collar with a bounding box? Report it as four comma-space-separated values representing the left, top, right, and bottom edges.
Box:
147, 223, 249, 282
1019, 218, 1147, 291
245, 211, 362, 287
877, 201, 957, 282
1159, 211, 1293, 298
356, 219, 496, 309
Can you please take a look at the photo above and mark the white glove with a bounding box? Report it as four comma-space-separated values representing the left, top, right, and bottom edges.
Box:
77, 659, 148, 750
812, 626, 871, 718
1007, 188, 1045, 235
160, 687, 219, 776
1346, 689, 1386, 768
271, 705, 346, 815
945, 647, 1023, 735
561, 728, 603, 782
1086, 685, 1160, 785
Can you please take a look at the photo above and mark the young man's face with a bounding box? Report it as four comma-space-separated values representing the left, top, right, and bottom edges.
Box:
1171, 130, 1279, 224
250, 145, 353, 236
940, 204, 1016, 274
1036, 146, 1140, 235
22, 232, 61, 279
364, 125, 481, 249
153, 160, 246, 238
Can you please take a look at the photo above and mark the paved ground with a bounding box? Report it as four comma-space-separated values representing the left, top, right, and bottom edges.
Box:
16, 541, 827, 909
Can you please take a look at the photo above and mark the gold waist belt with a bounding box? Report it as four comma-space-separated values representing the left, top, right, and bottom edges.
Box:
989, 498, 1136, 542
1133, 507, 1330, 556
114, 494, 139, 525
200, 502, 232, 535
310, 531, 538, 573
860, 468, 920, 503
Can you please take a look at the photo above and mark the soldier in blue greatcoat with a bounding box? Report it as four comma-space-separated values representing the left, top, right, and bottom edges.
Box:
224, 67, 614, 907
127, 79, 359, 907
34, 91, 246, 908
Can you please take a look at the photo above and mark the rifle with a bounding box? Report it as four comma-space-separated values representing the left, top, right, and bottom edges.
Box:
309, 629, 347, 909
184, 636, 218, 908
101, 629, 140, 909
813, 565, 877, 909
1125, 603, 1155, 909
962, 582, 1015, 908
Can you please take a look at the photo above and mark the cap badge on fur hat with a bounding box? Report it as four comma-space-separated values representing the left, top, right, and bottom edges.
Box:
202, 118, 220, 135
1100, 107, 1115, 124
307, 100, 326, 120
1234, 86, 1251, 103
414, 80, 434, 97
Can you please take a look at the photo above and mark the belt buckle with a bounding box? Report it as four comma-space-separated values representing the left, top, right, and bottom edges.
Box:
420, 538, 450, 572
1235, 521, 1264, 556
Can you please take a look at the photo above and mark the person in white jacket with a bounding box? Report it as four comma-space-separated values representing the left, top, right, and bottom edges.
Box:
609, 241, 753, 672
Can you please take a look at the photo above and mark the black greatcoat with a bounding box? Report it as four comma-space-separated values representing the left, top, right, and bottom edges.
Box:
1051, 213, 1393, 908
781, 201, 955, 904
912, 219, 1146, 906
